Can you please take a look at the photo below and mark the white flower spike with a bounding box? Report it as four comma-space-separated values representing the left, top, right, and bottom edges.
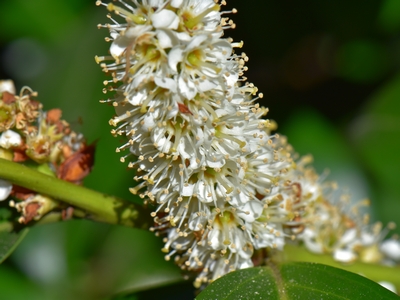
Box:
97, 0, 293, 285
97, 0, 398, 287
0, 179, 12, 201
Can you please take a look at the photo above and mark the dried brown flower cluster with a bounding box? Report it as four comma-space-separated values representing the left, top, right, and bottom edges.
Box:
0, 80, 94, 224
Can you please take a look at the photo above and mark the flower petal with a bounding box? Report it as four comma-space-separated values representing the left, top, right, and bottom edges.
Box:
334, 248, 356, 263
151, 10, 179, 29
0, 80, 15, 94
380, 239, 400, 261
0, 130, 22, 149
155, 76, 177, 92
168, 47, 184, 72
156, 29, 178, 49
170, 0, 184, 8
0, 179, 12, 201
237, 201, 263, 223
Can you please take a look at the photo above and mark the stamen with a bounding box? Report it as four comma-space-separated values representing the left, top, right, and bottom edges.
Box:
185, 4, 220, 30
107, 3, 147, 24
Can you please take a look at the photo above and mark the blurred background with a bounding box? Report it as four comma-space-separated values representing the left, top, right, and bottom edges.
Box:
0, 0, 399, 298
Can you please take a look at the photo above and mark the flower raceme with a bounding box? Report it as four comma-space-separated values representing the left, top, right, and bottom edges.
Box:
96, 0, 399, 287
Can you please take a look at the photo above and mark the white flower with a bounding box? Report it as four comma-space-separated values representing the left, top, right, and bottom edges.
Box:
164, 206, 255, 285
333, 248, 357, 263
0, 80, 16, 94
0, 130, 22, 149
293, 161, 399, 266
301, 228, 324, 254
380, 239, 400, 261
97, 0, 294, 284
0, 179, 12, 201
168, 34, 232, 99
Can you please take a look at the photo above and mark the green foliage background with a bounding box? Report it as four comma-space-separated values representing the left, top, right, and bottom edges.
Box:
0, 0, 399, 298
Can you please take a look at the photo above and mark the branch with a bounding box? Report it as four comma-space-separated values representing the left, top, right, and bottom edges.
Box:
0, 158, 151, 228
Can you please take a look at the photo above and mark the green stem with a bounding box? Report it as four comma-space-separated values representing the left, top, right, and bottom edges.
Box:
0, 158, 151, 228
283, 244, 400, 290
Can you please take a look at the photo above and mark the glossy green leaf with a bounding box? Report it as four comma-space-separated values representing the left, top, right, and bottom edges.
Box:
196, 262, 399, 300
0, 228, 28, 264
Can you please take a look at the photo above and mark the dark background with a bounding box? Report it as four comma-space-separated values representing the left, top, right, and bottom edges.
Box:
0, 0, 399, 298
